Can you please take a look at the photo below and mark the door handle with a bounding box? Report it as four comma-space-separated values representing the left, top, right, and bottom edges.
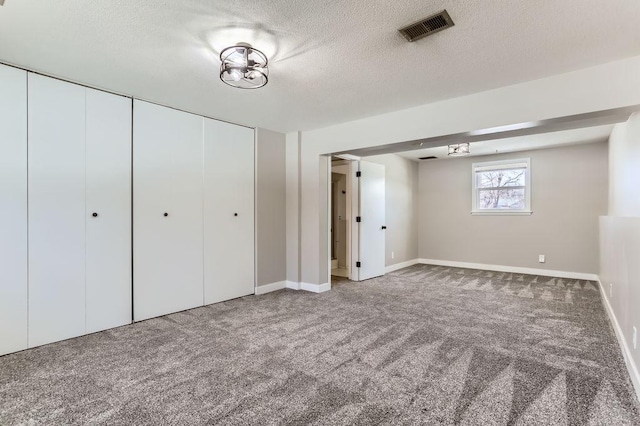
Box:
92, 212, 98, 218
381, 226, 387, 230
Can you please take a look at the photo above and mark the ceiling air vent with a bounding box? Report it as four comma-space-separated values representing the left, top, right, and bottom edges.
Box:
419, 156, 438, 160
399, 10, 454, 42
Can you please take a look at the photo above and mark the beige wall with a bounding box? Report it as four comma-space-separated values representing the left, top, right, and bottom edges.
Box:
294, 56, 640, 285
419, 142, 608, 274
256, 128, 287, 286
366, 154, 419, 266
600, 113, 640, 396
285, 132, 301, 284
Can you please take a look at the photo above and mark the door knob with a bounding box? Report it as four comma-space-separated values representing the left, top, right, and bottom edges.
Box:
381, 226, 387, 230
164, 212, 168, 217
92, 212, 98, 217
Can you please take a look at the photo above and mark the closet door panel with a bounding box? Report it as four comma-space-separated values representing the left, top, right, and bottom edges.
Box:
86, 89, 132, 333
203, 119, 255, 304
0, 65, 28, 355
133, 101, 203, 321
28, 74, 86, 347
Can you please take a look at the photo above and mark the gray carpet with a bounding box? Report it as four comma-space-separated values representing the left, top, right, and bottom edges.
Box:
1, 264, 639, 425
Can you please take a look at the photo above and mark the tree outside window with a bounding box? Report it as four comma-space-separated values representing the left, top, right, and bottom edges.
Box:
472, 159, 531, 215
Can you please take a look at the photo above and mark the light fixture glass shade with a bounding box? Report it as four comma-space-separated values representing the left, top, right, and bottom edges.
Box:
448, 143, 470, 156
220, 43, 269, 89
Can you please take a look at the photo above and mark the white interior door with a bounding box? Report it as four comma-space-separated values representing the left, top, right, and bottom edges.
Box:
0, 64, 28, 355
203, 118, 255, 304
28, 73, 87, 347
133, 100, 204, 321
85, 89, 132, 333
357, 161, 386, 280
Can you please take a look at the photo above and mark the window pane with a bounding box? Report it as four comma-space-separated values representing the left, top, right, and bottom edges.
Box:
478, 188, 525, 209
476, 168, 525, 189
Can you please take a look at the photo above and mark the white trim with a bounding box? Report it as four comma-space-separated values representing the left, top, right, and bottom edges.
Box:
349, 161, 358, 280
301, 282, 331, 293
326, 156, 332, 288
597, 278, 640, 401
253, 130, 258, 298
474, 160, 529, 172
418, 259, 598, 281
472, 157, 531, 215
254, 281, 286, 295
286, 280, 301, 290
334, 154, 361, 161
385, 259, 421, 273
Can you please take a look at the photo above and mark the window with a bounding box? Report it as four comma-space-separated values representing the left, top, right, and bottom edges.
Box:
471, 158, 531, 215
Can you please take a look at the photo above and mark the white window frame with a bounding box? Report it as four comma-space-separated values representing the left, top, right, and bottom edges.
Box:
471, 158, 532, 215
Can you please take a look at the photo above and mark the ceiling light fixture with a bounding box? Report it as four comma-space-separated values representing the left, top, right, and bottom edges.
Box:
448, 143, 470, 156
219, 43, 268, 89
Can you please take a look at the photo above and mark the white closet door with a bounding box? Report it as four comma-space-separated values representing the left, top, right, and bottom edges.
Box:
133, 101, 204, 321
0, 65, 28, 355
86, 89, 132, 333
28, 73, 86, 347
203, 119, 255, 304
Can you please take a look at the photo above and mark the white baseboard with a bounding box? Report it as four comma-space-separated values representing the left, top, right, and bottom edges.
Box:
597, 278, 640, 401
300, 282, 331, 293
254, 281, 286, 295
286, 281, 301, 290
418, 258, 598, 281
257, 280, 329, 294
385, 258, 421, 273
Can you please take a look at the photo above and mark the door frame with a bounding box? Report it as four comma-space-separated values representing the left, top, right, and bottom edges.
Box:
328, 157, 360, 281
330, 161, 355, 280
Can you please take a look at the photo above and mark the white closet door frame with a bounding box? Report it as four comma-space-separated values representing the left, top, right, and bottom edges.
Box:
86, 89, 132, 333
0, 64, 28, 355
28, 73, 87, 347
203, 118, 255, 305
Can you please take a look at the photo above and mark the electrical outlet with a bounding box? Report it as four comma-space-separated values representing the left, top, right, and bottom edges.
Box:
391, 251, 395, 259
633, 327, 637, 350
538, 254, 545, 263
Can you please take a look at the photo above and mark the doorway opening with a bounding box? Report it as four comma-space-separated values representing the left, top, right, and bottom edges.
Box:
329, 157, 386, 283
331, 172, 348, 277
330, 160, 352, 280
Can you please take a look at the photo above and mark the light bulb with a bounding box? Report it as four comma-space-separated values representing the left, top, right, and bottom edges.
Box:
227, 69, 242, 82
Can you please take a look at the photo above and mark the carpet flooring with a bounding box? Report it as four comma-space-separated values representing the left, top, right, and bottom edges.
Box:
1, 264, 639, 425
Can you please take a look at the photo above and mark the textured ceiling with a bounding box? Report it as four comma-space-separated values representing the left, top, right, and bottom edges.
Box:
1, 1, 640, 132
396, 125, 613, 161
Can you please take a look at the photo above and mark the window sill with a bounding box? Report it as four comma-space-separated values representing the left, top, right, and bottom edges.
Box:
471, 210, 533, 216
